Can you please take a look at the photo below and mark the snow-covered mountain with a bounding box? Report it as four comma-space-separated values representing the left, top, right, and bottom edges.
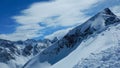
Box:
0, 39, 52, 68
23, 8, 120, 68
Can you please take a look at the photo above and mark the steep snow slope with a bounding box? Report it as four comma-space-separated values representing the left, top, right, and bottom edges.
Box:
23, 8, 120, 68
74, 36, 120, 68
51, 23, 120, 68
74, 45, 120, 68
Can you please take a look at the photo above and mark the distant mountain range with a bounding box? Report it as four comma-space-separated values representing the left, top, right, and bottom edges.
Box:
0, 38, 58, 68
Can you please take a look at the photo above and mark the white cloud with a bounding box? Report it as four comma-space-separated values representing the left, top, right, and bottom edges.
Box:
13, 0, 103, 27
0, 0, 105, 41
0, 24, 44, 41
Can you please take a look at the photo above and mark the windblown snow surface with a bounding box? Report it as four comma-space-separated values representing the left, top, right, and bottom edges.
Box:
0, 63, 10, 68
74, 30, 120, 68
74, 43, 120, 68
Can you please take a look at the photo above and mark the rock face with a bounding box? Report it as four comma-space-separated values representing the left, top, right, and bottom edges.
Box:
0, 39, 19, 62
23, 8, 120, 68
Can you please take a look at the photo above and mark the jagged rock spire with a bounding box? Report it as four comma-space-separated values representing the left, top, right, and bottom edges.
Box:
102, 8, 115, 15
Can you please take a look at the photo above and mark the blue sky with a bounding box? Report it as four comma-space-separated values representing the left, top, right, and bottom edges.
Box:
0, 0, 50, 34
0, 0, 120, 41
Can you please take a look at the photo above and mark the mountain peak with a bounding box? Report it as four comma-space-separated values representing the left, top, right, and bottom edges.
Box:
100, 8, 115, 15
104, 8, 110, 12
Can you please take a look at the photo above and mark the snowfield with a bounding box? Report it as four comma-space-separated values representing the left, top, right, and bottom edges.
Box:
74, 45, 120, 68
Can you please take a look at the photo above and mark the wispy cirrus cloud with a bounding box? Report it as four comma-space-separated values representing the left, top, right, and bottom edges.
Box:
0, 0, 106, 41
